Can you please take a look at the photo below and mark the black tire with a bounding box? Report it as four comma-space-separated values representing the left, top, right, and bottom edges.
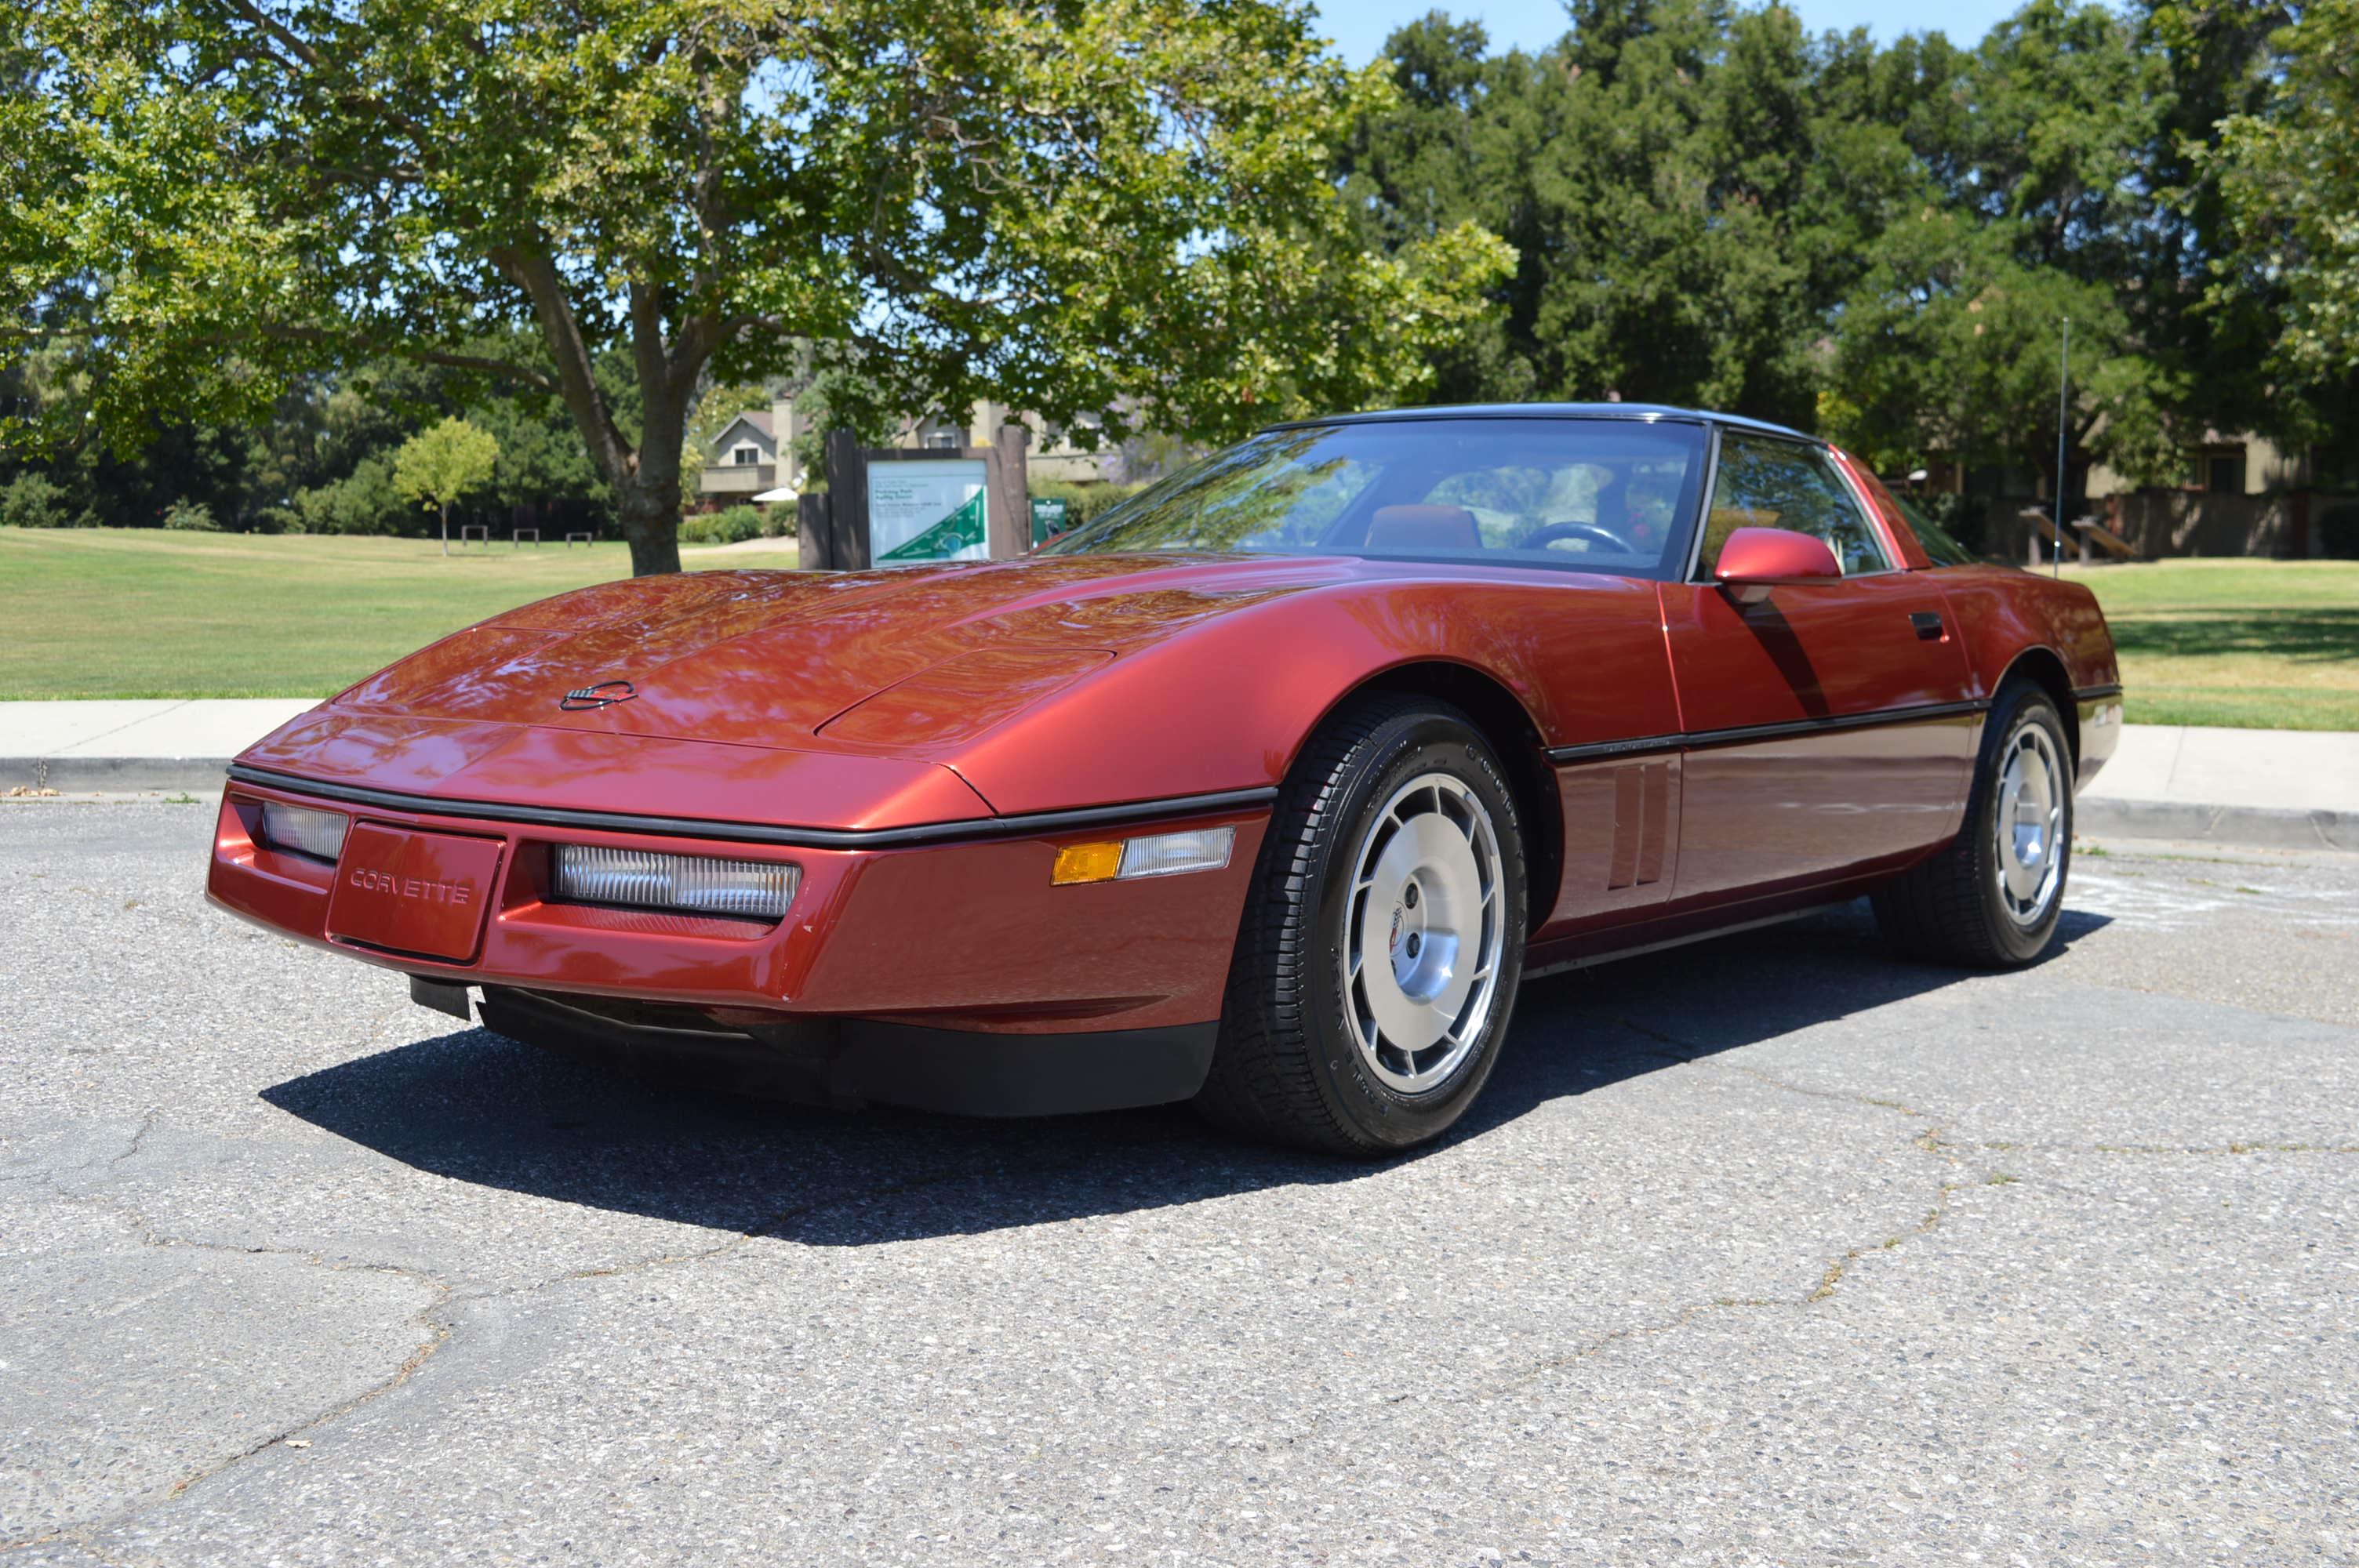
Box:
1195, 695, 1528, 1156
1871, 681, 2074, 967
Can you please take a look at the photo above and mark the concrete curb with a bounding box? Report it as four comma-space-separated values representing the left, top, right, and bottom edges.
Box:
3, 757, 231, 794
2075, 797, 2356, 853
8, 754, 2353, 854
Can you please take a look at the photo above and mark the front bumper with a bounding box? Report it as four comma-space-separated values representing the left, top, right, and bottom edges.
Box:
206, 774, 1269, 1114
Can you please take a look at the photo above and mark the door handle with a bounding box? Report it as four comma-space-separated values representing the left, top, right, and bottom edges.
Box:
1910, 612, 1946, 641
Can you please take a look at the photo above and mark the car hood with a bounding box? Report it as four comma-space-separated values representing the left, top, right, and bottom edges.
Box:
319, 553, 1345, 746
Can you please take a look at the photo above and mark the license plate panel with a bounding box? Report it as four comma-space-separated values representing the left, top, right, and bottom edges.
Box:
325, 823, 503, 963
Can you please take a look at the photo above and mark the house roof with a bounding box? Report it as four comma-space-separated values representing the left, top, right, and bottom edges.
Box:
711, 410, 774, 452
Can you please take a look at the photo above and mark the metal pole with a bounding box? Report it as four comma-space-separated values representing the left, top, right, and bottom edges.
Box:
2053, 318, 2070, 579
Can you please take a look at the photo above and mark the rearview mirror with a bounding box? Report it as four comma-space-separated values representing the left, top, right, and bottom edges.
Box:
1714, 526, 1841, 604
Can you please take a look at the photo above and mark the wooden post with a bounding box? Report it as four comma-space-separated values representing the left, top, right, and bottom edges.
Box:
989, 423, 1030, 559
797, 492, 834, 570
823, 429, 870, 570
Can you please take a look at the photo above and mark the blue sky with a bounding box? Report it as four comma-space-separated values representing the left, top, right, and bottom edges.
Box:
1313, 0, 2026, 60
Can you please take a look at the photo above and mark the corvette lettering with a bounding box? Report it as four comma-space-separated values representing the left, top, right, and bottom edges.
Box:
347, 867, 474, 906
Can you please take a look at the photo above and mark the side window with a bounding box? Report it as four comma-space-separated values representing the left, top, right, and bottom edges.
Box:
1697, 435, 1892, 577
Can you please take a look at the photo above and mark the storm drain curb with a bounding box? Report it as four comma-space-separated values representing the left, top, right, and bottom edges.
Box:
2076, 797, 2355, 853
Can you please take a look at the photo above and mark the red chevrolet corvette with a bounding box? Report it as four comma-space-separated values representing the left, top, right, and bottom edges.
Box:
208, 406, 2120, 1153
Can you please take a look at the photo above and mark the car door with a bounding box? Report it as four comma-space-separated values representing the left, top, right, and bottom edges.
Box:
1659, 430, 1978, 902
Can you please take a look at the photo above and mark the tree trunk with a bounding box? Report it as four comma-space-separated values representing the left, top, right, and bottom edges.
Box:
440, 499, 449, 556
617, 372, 688, 575
499, 250, 695, 577
616, 470, 683, 576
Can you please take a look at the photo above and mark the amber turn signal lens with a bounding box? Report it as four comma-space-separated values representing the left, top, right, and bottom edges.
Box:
1050, 841, 1125, 885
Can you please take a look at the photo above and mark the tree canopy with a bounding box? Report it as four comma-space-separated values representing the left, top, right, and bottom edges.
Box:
5, 0, 1509, 572
9, 0, 2357, 560
2201, 0, 2359, 382
1336, 0, 2355, 506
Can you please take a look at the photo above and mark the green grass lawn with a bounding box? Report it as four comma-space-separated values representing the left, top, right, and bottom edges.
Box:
4, 530, 2351, 728
2057, 558, 2359, 731
0, 528, 794, 699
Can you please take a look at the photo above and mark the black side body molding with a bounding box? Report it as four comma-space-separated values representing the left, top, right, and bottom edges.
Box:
1544, 697, 1993, 765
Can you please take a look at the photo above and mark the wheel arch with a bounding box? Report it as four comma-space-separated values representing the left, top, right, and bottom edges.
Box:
1994, 646, 2079, 766
1310, 659, 1564, 934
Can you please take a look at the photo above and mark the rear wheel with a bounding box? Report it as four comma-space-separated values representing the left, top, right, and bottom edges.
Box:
1871, 681, 2073, 967
1195, 696, 1527, 1155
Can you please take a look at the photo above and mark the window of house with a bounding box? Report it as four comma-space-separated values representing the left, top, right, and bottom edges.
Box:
2205, 451, 2244, 495
730, 445, 761, 466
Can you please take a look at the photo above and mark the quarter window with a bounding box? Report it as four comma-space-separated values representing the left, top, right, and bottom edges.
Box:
1698, 435, 1891, 577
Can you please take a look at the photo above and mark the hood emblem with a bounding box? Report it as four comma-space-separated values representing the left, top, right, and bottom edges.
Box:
561, 679, 638, 711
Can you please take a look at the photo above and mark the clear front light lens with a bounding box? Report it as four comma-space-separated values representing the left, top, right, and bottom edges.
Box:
1116, 825, 1235, 880
551, 844, 799, 920
258, 802, 349, 862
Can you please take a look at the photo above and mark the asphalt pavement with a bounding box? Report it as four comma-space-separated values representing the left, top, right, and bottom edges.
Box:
3, 800, 2354, 1566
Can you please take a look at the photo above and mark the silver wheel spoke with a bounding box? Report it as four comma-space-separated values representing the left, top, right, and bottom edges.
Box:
1992, 717, 2068, 928
1339, 770, 1508, 1096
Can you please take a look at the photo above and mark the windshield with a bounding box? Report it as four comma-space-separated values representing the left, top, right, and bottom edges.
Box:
1886, 493, 1983, 567
1041, 418, 1708, 578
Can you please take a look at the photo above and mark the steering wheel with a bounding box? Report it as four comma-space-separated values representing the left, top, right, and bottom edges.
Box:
1516, 520, 1635, 555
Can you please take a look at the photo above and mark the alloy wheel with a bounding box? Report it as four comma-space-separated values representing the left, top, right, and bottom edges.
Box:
1342, 771, 1508, 1094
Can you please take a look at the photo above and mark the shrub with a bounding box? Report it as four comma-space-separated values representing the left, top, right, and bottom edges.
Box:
0, 472, 75, 528
293, 455, 409, 534
681, 504, 765, 544
162, 499, 220, 531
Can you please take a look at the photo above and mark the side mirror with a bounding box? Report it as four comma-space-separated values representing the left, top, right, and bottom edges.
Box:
1714, 526, 1841, 605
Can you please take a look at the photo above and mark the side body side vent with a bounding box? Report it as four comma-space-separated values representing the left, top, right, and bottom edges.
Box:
1606, 760, 1672, 891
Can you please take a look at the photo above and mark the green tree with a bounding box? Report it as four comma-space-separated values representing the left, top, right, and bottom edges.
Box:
1334, 14, 1552, 403
7, 0, 1509, 575
1826, 211, 2178, 489
1824, 1, 2202, 491
393, 417, 500, 555
2199, 0, 2359, 379
1338, 2, 1931, 425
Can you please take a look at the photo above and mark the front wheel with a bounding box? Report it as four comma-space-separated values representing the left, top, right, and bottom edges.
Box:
1195, 696, 1527, 1156
1871, 681, 2074, 967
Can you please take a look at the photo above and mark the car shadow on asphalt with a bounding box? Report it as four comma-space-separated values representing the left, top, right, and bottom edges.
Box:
259, 899, 2111, 1246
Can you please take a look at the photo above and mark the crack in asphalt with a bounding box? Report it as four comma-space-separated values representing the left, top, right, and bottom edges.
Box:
14, 998, 2343, 1556
2, 1131, 1143, 1559
2, 1121, 459, 1559
1384, 1014, 1986, 1411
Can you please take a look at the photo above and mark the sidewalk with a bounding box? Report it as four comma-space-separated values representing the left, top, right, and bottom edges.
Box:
2, 700, 2353, 850
2075, 724, 2359, 851
1, 699, 316, 793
